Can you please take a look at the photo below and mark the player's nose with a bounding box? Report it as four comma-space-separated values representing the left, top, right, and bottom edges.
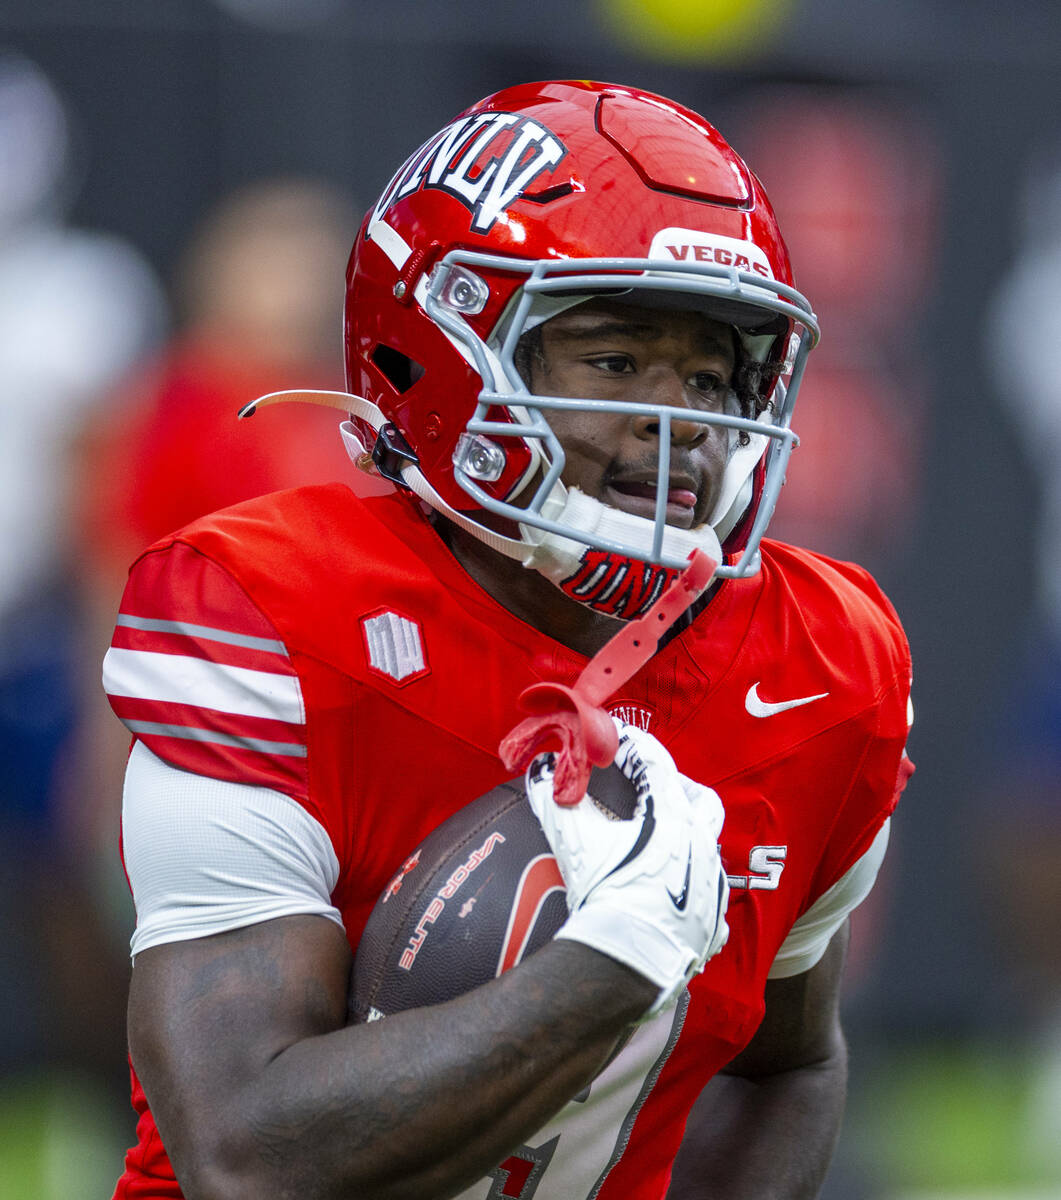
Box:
630, 369, 707, 447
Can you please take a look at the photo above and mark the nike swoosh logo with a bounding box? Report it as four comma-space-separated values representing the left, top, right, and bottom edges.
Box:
667, 851, 692, 911
745, 682, 829, 718
602, 793, 655, 883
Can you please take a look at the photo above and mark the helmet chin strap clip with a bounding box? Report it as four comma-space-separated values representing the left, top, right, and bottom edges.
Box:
499, 548, 717, 805
371, 423, 420, 485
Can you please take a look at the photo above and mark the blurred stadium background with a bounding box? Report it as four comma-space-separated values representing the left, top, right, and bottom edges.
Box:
0, 1, 1059, 1197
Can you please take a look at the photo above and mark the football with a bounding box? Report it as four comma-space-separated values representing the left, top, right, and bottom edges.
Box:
350, 764, 637, 1023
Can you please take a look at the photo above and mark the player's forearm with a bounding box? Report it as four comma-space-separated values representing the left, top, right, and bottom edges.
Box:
666, 1038, 848, 1200
176, 941, 654, 1200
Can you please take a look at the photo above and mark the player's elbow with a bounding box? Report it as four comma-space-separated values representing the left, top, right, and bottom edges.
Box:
166, 1125, 297, 1200
173, 1164, 256, 1200
173, 1117, 393, 1200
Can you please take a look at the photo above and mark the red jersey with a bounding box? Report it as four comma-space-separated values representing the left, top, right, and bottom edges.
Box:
105, 483, 912, 1199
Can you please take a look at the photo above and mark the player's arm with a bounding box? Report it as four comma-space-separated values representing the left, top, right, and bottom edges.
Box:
123, 727, 725, 1200
666, 921, 849, 1200
107, 545, 649, 1196
128, 913, 653, 1200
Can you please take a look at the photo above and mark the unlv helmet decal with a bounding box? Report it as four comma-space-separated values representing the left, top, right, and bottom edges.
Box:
371, 112, 568, 237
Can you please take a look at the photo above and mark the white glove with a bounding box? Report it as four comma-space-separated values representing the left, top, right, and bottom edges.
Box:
525, 719, 729, 1016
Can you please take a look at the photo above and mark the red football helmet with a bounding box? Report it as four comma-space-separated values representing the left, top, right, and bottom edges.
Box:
250, 81, 819, 617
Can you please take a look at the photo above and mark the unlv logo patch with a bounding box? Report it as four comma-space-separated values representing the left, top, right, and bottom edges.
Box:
361, 609, 429, 685
560, 551, 678, 619
371, 111, 567, 234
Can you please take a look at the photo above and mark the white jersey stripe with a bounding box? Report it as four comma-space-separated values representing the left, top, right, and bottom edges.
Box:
116, 613, 287, 655
103, 647, 304, 725
124, 721, 308, 757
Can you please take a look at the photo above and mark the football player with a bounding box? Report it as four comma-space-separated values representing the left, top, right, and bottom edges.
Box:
103, 80, 913, 1199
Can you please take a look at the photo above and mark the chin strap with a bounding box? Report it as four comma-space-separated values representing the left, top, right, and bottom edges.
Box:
498, 549, 717, 805
243, 389, 719, 646
240, 389, 534, 561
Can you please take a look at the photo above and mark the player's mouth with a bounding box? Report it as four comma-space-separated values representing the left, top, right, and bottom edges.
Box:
604, 475, 701, 529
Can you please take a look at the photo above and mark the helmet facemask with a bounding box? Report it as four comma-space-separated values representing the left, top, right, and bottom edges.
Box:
419, 250, 817, 617
324, 81, 824, 620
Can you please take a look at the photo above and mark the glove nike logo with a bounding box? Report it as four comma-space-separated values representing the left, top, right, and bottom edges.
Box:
602, 793, 656, 883
745, 682, 829, 718
667, 852, 692, 911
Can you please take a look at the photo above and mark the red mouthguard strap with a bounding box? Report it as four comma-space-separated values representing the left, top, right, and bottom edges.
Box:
498, 549, 717, 805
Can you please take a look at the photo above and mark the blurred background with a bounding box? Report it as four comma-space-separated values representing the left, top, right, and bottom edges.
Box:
0, 1, 1057, 1197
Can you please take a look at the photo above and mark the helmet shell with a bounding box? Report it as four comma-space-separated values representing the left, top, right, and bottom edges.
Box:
345, 80, 808, 564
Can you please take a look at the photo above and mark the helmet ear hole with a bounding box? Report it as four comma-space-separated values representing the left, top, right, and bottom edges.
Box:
371, 343, 425, 394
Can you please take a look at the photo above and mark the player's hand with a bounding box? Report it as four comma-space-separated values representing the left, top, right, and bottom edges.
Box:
525, 720, 729, 1017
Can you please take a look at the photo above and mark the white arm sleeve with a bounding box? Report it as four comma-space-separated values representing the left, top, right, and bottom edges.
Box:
122, 741, 344, 958
767, 819, 891, 980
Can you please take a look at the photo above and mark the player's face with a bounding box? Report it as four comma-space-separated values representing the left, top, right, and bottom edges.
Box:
528, 299, 735, 531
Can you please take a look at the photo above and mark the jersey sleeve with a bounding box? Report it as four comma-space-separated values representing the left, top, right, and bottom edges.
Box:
776, 664, 913, 976
811, 674, 914, 897
123, 741, 343, 956
103, 540, 310, 800
768, 818, 890, 978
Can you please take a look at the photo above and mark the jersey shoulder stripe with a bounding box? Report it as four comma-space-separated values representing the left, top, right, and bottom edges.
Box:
104, 540, 309, 799
116, 612, 287, 654
104, 647, 305, 724
108, 696, 307, 757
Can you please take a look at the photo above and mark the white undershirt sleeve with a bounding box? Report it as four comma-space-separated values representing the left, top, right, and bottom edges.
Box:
767, 819, 891, 979
122, 740, 344, 958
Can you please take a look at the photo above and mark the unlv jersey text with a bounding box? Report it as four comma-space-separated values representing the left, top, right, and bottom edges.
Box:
371, 111, 567, 235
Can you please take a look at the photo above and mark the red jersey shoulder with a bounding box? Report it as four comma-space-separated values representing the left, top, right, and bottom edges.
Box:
174, 484, 479, 666
175, 483, 434, 596
670, 538, 911, 765
104, 535, 310, 800
178, 484, 553, 744
103, 485, 432, 795
717, 540, 913, 885
755, 539, 910, 691
104, 485, 534, 805
708, 539, 914, 754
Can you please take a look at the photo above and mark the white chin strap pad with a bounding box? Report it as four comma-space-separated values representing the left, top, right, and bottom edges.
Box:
521, 490, 722, 620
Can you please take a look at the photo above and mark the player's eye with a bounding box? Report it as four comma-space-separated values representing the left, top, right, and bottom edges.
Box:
586, 354, 635, 375
689, 372, 728, 399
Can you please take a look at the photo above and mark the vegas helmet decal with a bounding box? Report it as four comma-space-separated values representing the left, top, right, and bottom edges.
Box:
371, 111, 567, 235
648, 227, 775, 279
